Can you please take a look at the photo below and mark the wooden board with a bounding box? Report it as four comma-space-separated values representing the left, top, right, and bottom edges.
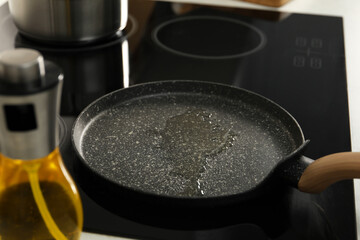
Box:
242, 0, 290, 7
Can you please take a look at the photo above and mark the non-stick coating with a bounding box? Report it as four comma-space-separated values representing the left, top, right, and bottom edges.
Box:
72, 81, 304, 198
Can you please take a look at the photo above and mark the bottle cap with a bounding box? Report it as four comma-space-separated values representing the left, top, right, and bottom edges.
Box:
0, 48, 45, 85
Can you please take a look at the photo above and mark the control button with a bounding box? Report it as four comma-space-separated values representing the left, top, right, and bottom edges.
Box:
293, 55, 306, 67
311, 38, 323, 48
310, 57, 322, 69
295, 37, 307, 47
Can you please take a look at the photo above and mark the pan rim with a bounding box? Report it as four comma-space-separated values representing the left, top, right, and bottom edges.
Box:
71, 80, 306, 201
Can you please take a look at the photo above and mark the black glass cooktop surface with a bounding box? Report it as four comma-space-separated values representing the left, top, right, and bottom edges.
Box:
0, 1, 354, 239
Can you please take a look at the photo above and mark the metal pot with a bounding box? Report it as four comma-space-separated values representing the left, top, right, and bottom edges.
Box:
8, 0, 128, 44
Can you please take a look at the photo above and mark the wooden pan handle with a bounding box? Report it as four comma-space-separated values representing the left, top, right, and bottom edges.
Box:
298, 152, 360, 193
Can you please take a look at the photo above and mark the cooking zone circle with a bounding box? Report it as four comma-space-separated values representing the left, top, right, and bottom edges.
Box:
152, 16, 266, 59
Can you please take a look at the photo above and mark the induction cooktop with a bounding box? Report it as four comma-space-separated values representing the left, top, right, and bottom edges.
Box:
0, 1, 354, 239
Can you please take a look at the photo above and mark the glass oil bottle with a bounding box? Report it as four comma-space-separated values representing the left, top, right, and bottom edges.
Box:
0, 49, 83, 240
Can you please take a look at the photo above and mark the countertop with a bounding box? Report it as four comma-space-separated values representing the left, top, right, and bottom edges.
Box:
1, 0, 359, 239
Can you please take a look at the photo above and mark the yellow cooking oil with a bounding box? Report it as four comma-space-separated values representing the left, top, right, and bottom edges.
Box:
0, 147, 83, 240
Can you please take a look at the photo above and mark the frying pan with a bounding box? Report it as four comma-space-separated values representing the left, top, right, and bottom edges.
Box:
72, 80, 360, 236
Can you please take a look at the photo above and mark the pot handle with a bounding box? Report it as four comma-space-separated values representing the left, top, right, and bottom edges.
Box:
298, 152, 360, 193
